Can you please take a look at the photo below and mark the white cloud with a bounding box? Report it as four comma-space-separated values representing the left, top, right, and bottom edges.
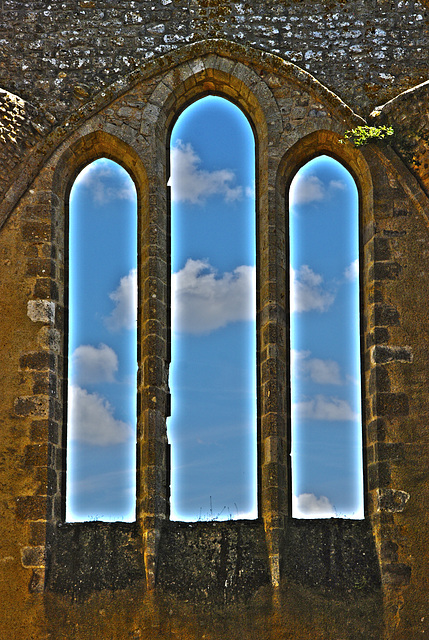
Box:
68, 385, 133, 446
70, 343, 118, 385
290, 173, 346, 205
293, 493, 335, 518
172, 258, 255, 334
169, 140, 248, 204
291, 265, 335, 313
105, 269, 137, 331
292, 350, 342, 385
73, 159, 136, 205
293, 394, 358, 421
329, 179, 347, 191
346, 373, 360, 387
344, 258, 359, 281
290, 174, 325, 204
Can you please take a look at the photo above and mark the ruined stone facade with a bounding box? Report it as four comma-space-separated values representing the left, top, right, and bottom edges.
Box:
1, 2, 429, 638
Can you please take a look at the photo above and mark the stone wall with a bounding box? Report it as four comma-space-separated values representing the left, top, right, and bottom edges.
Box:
1, 3, 429, 639
1, 0, 429, 121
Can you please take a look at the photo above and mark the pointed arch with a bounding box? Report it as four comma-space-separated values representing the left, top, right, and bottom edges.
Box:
277, 130, 374, 518
167, 95, 257, 521
49, 131, 149, 522
66, 157, 137, 522
288, 154, 362, 518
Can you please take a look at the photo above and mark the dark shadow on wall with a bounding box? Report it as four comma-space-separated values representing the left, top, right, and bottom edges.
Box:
46, 518, 380, 601
46, 522, 145, 599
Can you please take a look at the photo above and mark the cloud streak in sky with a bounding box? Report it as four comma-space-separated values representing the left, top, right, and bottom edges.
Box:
172, 258, 255, 333
70, 343, 118, 385
170, 140, 246, 204
344, 258, 359, 281
68, 385, 133, 446
74, 159, 136, 205
292, 350, 342, 385
105, 269, 137, 331
293, 394, 358, 421
290, 173, 346, 205
291, 265, 335, 313
293, 493, 335, 518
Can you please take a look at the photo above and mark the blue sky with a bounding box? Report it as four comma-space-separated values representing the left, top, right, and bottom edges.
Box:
67, 159, 137, 522
168, 97, 257, 520
66, 96, 363, 522
290, 156, 363, 518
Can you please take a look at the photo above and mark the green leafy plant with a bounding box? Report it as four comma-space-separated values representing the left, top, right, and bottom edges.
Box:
340, 125, 394, 147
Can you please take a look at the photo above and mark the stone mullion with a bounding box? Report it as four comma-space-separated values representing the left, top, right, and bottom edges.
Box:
138, 171, 169, 589
260, 175, 288, 587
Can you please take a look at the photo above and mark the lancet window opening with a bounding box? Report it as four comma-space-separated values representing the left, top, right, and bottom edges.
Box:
65, 157, 138, 523
288, 154, 364, 519
167, 95, 258, 522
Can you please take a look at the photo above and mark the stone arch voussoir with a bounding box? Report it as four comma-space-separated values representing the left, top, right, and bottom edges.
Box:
276, 128, 373, 209
51, 128, 148, 203
0, 40, 365, 234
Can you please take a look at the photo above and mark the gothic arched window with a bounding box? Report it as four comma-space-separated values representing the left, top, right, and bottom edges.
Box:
168, 96, 257, 521
289, 155, 363, 519
66, 158, 137, 523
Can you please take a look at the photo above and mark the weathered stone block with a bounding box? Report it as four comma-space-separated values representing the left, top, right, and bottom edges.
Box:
370, 261, 402, 280
368, 461, 391, 490
29, 521, 46, 546
26, 258, 55, 278
27, 299, 55, 324
33, 277, 59, 300
372, 303, 400, 327
14, 395, 49, 417
20, 351, 55, 371
23, 204, 50, 220
20, 545, 46, 568
30, 419, 59, 444
377, 488, 410, 512
373, 237, 391, 261
23, 443, 52, 467
381, 562, 411, 586
35, 466, 58, 496
29, 568, 46, 594
15, 496, 50, 521
366, 327, 390, 348
140, 409, 165, 439
374, 392, 409, 417
380, 540, 399, 562
371, 345, 413, 364
21, 221, 51, 243
261, 412, 286, 438
369, 365, 391, 393
143, 355, 165, 387
367, 418, 387, 443
32, 372, 57, 396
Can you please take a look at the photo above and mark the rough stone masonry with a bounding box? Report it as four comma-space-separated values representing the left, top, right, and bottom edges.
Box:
1, 1, 429, 638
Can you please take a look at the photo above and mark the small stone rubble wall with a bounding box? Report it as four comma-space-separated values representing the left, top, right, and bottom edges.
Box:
0, 0, 428, 121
